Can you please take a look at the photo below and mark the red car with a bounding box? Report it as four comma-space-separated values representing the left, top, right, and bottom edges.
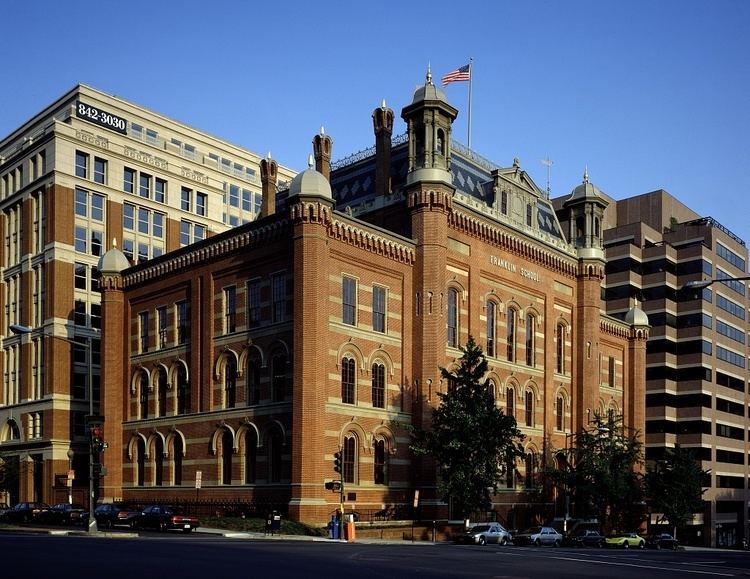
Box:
137, 505, 200, 532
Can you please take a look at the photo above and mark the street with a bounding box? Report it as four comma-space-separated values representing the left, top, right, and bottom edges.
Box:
1, 532, 748, 578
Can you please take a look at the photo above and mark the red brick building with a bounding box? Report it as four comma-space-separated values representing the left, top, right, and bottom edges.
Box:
98, 71, 648, 525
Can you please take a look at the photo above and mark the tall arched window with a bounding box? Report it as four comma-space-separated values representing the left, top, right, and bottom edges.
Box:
525, 389, 534, 427
172, 435, 183, 486
139, 374, 149, 419
157, 368, 168, 417
556, 395, 565, 431
525, 313, 535, 367
487, 379, 496, 401
343, 434, 357, 484
267, 430, 282, 483
506, 387, 515, 419
372, 362, 385, 409
341, 357, 355, 404
176, 364, 190, 415
447, 288, 459, 347
154, 437, 164, 486
486, 301, 496, 357
525, 453, 537, 488
221, 428, 233, 485
272, 354, 286, 402
556, 323, 565, 374
374, 438, 387, 485
507, 308, 517, 362
247, 358, 260, 406
225, 357, 237, 409
245, 429, 257, 484
136, 437, 145, 487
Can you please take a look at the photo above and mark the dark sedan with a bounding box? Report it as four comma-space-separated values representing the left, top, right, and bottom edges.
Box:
137, 505, 200, 532
647, 533, 679, 550
4, 502, 50, 523
94, 503, 141, 529
566, 529, 605, 548
44, 503, 87, 525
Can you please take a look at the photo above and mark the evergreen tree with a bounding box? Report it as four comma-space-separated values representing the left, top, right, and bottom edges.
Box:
645, 445, 707, 539
411, 336, 525, 518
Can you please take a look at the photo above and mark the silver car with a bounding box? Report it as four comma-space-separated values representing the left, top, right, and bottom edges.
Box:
455, 522, 512, 545
514, 526, 563, 547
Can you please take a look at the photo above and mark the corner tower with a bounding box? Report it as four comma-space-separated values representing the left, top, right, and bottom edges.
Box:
562, 170, 609, 431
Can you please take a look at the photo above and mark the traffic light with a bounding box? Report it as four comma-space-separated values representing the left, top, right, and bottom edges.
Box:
91, 425, 107, 453
325, 481, 334, 490
333, 451, 342, 473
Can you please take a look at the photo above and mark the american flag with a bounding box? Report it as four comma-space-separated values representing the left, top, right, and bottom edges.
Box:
441, 64, 471, 86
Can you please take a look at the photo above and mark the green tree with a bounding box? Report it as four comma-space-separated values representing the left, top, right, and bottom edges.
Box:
411, 336, 525, 519
545, 413, 644, 532
645, 445, 707, 539
0, 452, 20, 504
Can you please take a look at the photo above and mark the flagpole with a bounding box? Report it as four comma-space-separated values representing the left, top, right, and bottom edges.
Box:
467, 58, 473, 149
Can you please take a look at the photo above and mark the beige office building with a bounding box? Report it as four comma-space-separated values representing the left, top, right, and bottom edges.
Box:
0, 85, 295, 506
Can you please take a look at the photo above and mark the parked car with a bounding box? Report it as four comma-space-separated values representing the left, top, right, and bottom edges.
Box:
513, 526, 563, 547
646, 533, 679, 550
454, 522, 512, 545
137, 505, 200, 532
605, 532, 645, 549
94, 503, 141, 529
566, 529, 605, 548
44, 503, 87, 525
4, 502, 50, 523
0, 502, 10, 521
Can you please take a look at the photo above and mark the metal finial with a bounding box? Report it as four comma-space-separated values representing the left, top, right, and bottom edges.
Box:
112, 237, 117, 249
320, 126, 325, 136
426, 62, 432, 85
307, 154, 314, 169
266, 151, 272, 160
381, 98, 387, 109
583, 166, 589, 183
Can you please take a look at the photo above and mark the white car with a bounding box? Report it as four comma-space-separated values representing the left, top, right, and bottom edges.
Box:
454, 522, 513, 545
514, 526, 563, 547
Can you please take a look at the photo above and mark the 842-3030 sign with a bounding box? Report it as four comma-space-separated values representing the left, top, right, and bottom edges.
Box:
76, 101, 127, 135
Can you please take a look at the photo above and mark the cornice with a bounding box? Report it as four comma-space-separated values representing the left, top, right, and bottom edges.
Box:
449, 207, 578, 278
122, 219, 292, 287
329, 216, 415, 265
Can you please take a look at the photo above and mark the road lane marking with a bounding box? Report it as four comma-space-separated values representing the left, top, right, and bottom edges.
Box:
544, 554, 735, 576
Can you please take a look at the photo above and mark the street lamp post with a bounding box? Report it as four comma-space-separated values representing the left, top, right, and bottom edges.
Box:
682, 276, 750, 291
10, 324, 98, 533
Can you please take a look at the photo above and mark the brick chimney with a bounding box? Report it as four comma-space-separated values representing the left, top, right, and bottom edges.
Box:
373, 99, 394, 196
312, 127, 332, 181
260, 152, 278, 217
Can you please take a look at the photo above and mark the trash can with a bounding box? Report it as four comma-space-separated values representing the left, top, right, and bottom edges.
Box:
265, 511, 281, 535
345, 514, 356, 542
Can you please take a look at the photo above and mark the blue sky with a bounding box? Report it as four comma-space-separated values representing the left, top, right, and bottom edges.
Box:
3, 0, 749, 244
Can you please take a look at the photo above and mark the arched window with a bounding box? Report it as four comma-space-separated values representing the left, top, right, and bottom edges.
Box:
221, 428, 233, 485
7, 419, 20, 440
506, 387, 515, 419
486, 301, 496, 357
225, 357, 237, 409
154, 437, 164, 486
172, 436, 183, 486
267, 430, 282, 483
556, 323, 565, 374
176, 365, 190, 415
525, 453, 537, 488
556, 395, 565, 431
372, 362, 385, 409
245, 429, 257, 484
341, 357, 355, 404
136, 437, 145, 487
157, 368, 168, 417
436, 129, 445, 156
525, 389, 534, 427
507, 308, 517, 362
247, 358, 260, 406
343, 434, 357, 484
272, 354, 286, 402
487, 379, 496, 400
525, 313, 535, 367
447, 288, 459, 347
374, 438, 387, 485
139, 373, 149, 419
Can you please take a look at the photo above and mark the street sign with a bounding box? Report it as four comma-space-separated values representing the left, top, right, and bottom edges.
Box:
67, 469, 75, 481
195, 470, 202, 489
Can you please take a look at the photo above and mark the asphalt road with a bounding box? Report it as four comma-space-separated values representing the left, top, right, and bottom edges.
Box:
1, 532, 749, 579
